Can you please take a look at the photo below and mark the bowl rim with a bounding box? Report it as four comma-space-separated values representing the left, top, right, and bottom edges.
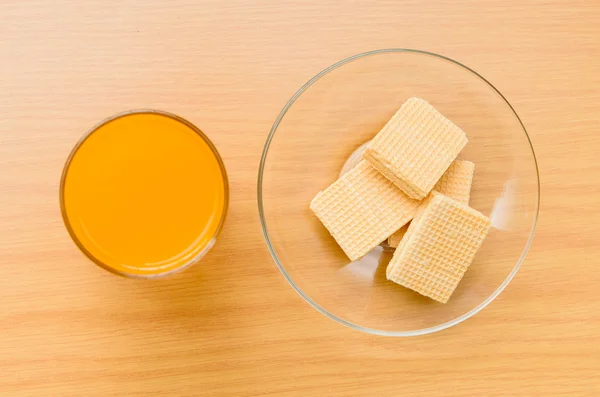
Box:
257, 48, 540, 336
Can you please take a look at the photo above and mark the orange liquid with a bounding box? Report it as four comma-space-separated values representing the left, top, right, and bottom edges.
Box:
62, 112, 227, 277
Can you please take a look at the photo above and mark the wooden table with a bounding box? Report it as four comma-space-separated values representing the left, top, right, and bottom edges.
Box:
1, 1, 598, 395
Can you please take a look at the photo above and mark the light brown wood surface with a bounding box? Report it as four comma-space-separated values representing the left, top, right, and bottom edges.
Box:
1, 1, 598, 395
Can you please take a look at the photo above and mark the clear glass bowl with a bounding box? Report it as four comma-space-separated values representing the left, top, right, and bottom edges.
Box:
258, 49, 539, 336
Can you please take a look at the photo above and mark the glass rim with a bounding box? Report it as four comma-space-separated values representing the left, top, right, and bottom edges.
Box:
257, 48, 540, 336
60, 109, 230, 279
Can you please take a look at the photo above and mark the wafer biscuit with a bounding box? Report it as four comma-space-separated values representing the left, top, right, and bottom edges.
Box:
387, 160, 475, 247
386, 192, 491, 303
310, 160, 421, 261
433, 160, 475, 205
364, 98, 468, 199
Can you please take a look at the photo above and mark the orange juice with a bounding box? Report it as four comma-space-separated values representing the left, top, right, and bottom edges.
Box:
61, 111, 228, 277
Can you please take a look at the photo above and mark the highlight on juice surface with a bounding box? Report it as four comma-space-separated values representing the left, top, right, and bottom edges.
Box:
60, 110, 228, 278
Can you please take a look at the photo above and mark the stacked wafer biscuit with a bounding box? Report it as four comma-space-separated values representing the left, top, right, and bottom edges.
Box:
363, 97, 468, 200
310, 97, 491, 303
388, 159, 475, 247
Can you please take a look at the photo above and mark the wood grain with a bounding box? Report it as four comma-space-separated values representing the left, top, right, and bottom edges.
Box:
1, 0, 599, 395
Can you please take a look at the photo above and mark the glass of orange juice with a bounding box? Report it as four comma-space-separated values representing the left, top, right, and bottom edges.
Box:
60, 110, 228, 278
